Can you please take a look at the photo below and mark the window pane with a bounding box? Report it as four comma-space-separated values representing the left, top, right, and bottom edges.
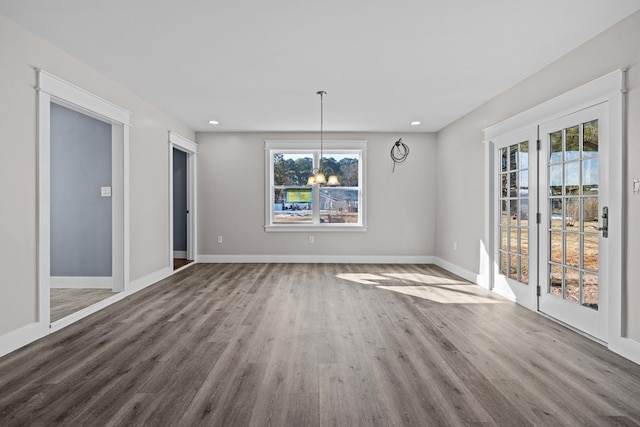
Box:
551, 232, 563, 264
500, 251, 508, 276
519, 141, 529, 169
520, 256, 529, 284
549, 164, 563, 196
583, 272, 598, 309
565, 232, 580, 268
322, 154, 359, 186
273, 153, 313, 186
582, 158, 598, 195
501, 174, 508, 198
583, 120, 598, 158
521, 228, 529, 256
565, 126, 579, 160
509, 254, 518, 280
583, 233, 599, 273
501, 226, 507, 251
550, 131, 563, 163
501, 147, 508, 172
319, 189, 359, 224
550, 198, 563, 230
583, 197, 599, 231
509, 145, 518, 170
273, 188, 313, 223
509, 172, 517, 197
565, 267, 580, 304
519, 170, 529, 198
550, 265, 563, 296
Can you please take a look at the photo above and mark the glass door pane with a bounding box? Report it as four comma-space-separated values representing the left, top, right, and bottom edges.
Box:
546, 121, 599, 310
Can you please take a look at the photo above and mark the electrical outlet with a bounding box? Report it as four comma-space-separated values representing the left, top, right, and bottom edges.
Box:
309, 236, 314, 244
100, 186, 112, 197
217, 236, 223, 244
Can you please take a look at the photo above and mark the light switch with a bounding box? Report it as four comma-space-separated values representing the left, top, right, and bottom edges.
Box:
634, 180, 640, 195
101, 186, 112, 197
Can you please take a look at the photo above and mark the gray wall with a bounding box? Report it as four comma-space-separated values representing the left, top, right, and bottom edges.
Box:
173, 148, 188, 253
50, 103, 112, 277
196, 132, 437, 258
435, 10, 640, 341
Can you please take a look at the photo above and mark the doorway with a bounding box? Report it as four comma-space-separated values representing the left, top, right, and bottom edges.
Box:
37, 69, 130, 328
485, 70, 624, 345
169, 132, 197, 271
49, 102, 117, 321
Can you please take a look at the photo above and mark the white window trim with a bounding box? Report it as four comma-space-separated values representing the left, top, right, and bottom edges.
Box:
264, 140, 367, 232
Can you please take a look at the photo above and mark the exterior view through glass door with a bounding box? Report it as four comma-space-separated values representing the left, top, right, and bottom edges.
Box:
493, 130, 536, 309
538, 104, 608, 342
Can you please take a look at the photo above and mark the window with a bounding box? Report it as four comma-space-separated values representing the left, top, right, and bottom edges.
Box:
265, 141, 367, 231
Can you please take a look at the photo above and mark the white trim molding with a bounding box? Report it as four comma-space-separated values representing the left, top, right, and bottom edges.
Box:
50, 277, 113, 289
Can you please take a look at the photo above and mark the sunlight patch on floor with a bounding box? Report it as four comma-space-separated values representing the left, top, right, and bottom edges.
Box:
382, 273, 468, 286
335, 273, 391, 285
376, 285, 505, 304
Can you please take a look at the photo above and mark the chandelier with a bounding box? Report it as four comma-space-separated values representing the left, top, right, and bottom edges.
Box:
307, 91, 339, 186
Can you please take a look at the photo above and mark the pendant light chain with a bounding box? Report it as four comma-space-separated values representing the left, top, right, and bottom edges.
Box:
306, 90, 338, 186
318, 90, 326, 174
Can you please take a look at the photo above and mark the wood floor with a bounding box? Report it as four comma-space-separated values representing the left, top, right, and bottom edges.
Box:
174, 258, 194, 270
1, 263, 640, 426
50, 288, 117, 322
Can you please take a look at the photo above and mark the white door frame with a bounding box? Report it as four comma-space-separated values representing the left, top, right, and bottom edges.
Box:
37, 69, 130, 327
168, 131, 197, 267
483, 69, 628, 354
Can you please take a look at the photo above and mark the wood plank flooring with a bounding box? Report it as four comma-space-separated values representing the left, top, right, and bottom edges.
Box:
1, 263, 640, 426
50, 288, 117, 322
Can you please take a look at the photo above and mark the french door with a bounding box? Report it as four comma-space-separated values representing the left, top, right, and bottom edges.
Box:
492, 103, 610, 341
538, 104, 609, 342
493, 129, 537, 310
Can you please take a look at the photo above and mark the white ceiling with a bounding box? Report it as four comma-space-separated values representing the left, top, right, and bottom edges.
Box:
2, 0, 639, 132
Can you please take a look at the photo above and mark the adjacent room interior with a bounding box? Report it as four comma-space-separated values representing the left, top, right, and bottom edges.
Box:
1, 1, 640, 425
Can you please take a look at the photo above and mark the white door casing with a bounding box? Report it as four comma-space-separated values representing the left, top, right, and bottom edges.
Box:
168, 131, 198, 266
37, 69, 130, 326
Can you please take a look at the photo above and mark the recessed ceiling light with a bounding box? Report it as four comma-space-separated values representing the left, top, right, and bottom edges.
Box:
208, 120, 219, 125
410, 121, 421, 126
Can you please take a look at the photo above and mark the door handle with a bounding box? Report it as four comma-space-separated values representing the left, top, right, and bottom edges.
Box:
598, 206, 608, 238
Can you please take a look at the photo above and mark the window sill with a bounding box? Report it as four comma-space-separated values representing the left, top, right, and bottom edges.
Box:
265, 224, 367, 233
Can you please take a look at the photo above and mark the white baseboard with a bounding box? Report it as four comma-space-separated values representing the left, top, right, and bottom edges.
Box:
197, 254, 434, 264
610, 336, 640, 365
128, 266, 173, 293
432, 257, 480, 285
50, 276, 113, 289
173, 251, 187, 258
0, 322, 48, 358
